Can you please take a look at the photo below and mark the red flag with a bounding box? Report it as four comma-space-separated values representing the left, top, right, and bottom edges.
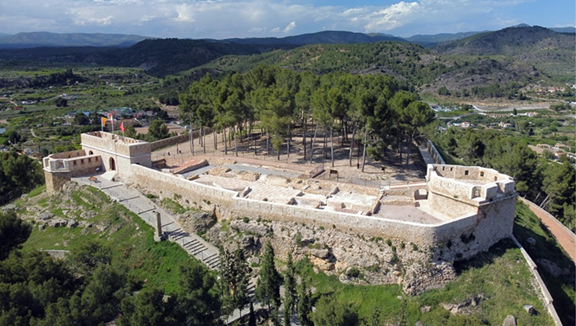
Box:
120, 122, 125, 132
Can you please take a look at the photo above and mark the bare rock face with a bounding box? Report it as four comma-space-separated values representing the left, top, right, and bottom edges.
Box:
178, 211, 216, 233
48, 218, 68, 228
309, 248, 331, 259
214, 216, 462, 295
402, 261, 457, 295
230, 219, 271, 237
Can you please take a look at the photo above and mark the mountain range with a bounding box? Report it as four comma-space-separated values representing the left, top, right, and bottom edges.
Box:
0, 25, 573, 94
0, 25, 573, 49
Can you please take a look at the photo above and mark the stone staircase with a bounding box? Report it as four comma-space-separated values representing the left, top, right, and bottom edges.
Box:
165, 227, 221, 270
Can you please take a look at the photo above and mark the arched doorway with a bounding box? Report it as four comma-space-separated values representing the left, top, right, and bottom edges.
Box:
109, 157, 116, 171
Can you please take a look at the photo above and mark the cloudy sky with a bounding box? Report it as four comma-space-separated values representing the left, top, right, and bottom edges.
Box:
0, 0, 574, 39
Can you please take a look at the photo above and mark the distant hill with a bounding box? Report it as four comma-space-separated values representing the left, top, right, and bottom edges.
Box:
106, 39, 261, 76
220, 30, 406, 47
433, 26, 574, 56
550, 26, 576, 34
405, 31, 485, 47
0, 38, 262, 77
0, 32, 148, 48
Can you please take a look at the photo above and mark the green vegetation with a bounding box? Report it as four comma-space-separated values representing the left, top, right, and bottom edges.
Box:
180, 66, 434, 168
0, 186, 224, 326
295, 237, 553, 326
513, 201, 575, 324
22, 186, 190, 293
0, 151, 44, 205
431, 128, 575, 230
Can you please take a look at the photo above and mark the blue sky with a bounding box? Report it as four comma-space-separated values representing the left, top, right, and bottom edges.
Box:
0, 0, 574, 39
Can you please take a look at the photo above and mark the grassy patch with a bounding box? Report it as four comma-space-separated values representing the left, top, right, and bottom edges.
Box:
434, 144, 464, 165
161, 197, 188, 214
27, 185, 46, 198
297, 237, 554, 325
513, 201, 575, 325
22, 186, 190, 294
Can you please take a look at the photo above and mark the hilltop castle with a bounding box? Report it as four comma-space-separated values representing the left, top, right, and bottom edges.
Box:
43, 131, 517, 263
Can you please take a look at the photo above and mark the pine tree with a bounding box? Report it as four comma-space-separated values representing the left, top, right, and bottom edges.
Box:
283, 253, 297, 326
297, 277, 313, 326
256, 242, 282, 311
248, 301, 257, 326
218, 247, 250, 315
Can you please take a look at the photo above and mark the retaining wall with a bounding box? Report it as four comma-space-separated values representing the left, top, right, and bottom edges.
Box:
128, 164, 513, 256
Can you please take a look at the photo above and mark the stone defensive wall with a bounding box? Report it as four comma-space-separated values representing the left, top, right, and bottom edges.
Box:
149, 128, 213, 152
424, 140, 445, 165
81, 132, 151, 158
81, 132, 152, 177
43, 149, 103, 193
425, 164, 517, 260
129, 163, 515, 258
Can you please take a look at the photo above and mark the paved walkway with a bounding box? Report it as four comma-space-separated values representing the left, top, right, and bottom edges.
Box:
73, 175, 221, 269
520, 198, 576, 262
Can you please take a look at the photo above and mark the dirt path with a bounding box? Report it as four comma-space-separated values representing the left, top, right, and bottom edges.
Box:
521, 198, 576, 262
151, 129, 427, 188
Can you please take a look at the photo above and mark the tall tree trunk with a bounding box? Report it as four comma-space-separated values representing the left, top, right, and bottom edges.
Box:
224, 127, 228, 155
266, 128, 270, 156
234, 125, 238, 157
361, 128, 368, 172
302, 116, 307, 160
323, 129, 327, 161
309, 122, 318, 164
213, 129, 217, 151
202, 127, 206, 154
287, 125, 291, 158
199, 126, 202, 146
348, 124, 356, 166
405, 135, 412, 165
342, 120, 347, 145
397, 129, 403, 164
330, 126, 334, 167
190, 124, 194, 156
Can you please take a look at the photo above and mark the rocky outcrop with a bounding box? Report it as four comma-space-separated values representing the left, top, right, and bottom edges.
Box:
178, 211, 216, 233
502, 314, 517, 326
402, 261, 457, 295
213, 217, 455, 292
440, 294, 484, 315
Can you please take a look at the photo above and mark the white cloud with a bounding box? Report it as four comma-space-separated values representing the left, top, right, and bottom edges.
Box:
283, 21, 297, 33
248, 27, 267, 33
364, 1, 421, 32
0, 0, 565, 38
174, 4, 195, 22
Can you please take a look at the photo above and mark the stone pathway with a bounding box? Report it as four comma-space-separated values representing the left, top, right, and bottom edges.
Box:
73, 175, 221, 269
73, 174, 261, 324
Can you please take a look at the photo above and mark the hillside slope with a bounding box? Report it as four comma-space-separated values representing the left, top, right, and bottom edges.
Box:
433, 26, 575, 81
0, 31, 148, 48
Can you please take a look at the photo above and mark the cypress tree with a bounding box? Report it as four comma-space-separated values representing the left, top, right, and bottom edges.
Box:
255, 242, 282, 311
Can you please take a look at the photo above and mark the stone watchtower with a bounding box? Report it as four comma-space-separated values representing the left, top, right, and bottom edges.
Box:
43, 132, 152, 194
425, 164, 517, 260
